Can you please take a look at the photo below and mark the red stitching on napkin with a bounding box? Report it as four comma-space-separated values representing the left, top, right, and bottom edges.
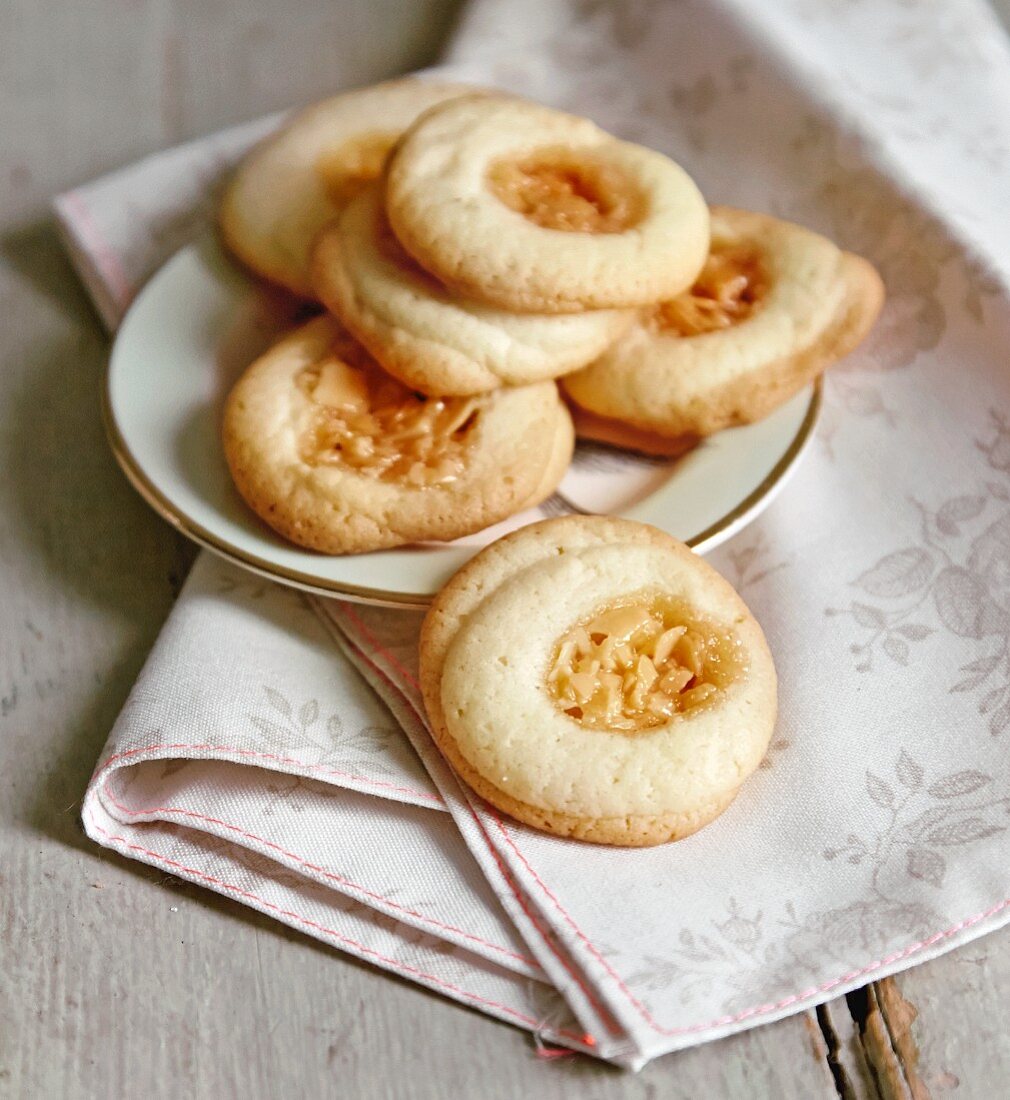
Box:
93, 743, 444, 804
337, 605, 423, 692
60, 190, 133, 312
462, 792, 611, 1029
460, 789, 615, 1037
485, 806, 672, 1032
331, 618, 613, 1037
337, 611, 1010, 1039
84, 813, 591, 1046
99, 780, 540, 970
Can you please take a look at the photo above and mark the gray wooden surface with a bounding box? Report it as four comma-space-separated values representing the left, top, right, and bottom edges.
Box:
1, 2, 1007, 1096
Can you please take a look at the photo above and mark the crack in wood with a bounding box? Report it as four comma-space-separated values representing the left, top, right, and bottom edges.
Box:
819, 980, 931, 1100
816, 1002, 860, 1100
874, 979, 930, 1100
804, 1010, 831, 1065
855, 984, 913, 1100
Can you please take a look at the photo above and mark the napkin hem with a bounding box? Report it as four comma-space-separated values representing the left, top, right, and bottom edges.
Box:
81, 805, 590, 1044
54, 189, 133, 330
91, 740, 446, 810
317, 604, 625, 1057
94, 770, 544, 975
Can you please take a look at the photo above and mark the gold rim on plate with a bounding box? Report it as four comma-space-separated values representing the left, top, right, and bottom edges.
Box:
103, 364, 822, 609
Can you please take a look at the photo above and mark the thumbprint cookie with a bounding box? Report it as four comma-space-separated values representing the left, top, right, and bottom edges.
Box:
419, 516, 777, 846
222, 316, 574, 553
312, 185, 635, 395
384, 95, 710, 313
219, 79, 476, 297
563, 206, 884, 449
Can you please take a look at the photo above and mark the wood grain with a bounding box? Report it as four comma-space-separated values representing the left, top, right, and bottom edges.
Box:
0, 0, 1005, 1095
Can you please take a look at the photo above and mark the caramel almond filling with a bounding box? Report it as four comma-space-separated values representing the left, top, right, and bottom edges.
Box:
487, 145, 643, 234
297, 339, 483, 485
650, 244, 766, 336
316, 130, 400, 208
546, 594, 742, 731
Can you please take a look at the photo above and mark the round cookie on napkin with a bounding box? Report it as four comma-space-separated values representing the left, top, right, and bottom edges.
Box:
420, 516, 777, 846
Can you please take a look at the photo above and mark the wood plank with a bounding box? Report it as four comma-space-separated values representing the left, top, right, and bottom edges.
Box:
818, 999, 883, 1100
3, 844, 840, 1098
864, 934, 1010, 1100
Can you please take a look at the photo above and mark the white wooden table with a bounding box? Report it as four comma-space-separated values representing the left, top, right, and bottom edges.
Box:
2, 2, 1008, 1095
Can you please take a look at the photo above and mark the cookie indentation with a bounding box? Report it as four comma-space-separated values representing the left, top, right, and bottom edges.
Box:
315, 130, 400, 207
649, 244, 766, 336
298, 340, 484, 486
546, 593, 742, 730
486, 146, 643, 234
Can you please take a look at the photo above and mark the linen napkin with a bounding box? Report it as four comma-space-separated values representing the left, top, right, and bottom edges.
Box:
61, 0, 1010, 1069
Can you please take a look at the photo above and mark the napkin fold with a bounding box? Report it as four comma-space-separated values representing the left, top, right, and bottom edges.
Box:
63, 0, 1010, 1068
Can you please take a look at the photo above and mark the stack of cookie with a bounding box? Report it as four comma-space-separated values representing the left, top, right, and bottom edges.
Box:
216, 79, 886, 844
220, 79, 883, 554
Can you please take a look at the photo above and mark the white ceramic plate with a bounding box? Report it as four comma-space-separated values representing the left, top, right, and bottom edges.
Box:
106, 235, 821, 608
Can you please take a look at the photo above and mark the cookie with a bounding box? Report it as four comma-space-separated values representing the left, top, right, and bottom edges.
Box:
563, 206, 884, 442
419, 516, 777, 846
223, 316, 574, 553
385, 95, 710, 313
312, 185, 635, 395
219, 79, 475, 297
565, 403, 697, 458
